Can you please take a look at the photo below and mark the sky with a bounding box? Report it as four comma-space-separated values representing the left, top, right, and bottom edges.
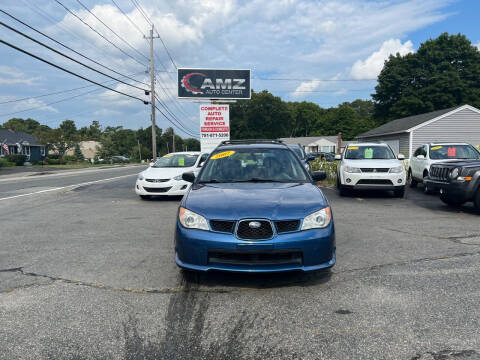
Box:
0, 0, 479, 138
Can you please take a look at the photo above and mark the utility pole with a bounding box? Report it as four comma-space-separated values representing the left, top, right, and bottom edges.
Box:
172, 128, 175, 153
145, 25, 160, 161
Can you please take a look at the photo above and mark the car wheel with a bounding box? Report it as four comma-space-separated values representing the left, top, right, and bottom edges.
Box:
440, 192, 465, 207
423, 173, 434, 194
394, 186, 405, 198
473, 189, 480, 213
408, 169, 417, 188
139, 195, 151, 200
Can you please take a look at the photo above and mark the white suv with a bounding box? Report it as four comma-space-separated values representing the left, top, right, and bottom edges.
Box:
336, 143, 406, 197
408, 143, 480, 193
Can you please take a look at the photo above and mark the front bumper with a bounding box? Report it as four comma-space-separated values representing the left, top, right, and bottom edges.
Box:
424, 178, 476, 202
135, 179, 190, 196
175, 221, 336, 272
341, 170, 406, 190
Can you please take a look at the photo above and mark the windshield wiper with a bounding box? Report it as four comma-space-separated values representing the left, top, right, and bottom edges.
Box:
230, 178, 291, 183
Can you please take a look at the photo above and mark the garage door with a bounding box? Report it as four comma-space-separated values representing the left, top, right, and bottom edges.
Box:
381, 139, 400, 154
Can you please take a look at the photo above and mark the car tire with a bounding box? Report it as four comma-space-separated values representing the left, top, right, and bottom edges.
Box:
423, 173, 434, 194
337, 176, 348, 196
394, 186, 405, 198
408, 169, 417, 188
139, 195, 151, 200
473, 189, 480, 213
440, 192, 465, 207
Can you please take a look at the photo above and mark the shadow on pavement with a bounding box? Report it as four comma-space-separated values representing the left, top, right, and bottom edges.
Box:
181, 267, 332, 290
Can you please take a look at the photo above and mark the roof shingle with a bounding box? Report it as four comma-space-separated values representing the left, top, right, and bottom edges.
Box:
0, 129, 41, 146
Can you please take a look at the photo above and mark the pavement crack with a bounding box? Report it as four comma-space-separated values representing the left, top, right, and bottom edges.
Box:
335, 250, 480, 275
2, 267, 236, 295
381, 227, 480, 246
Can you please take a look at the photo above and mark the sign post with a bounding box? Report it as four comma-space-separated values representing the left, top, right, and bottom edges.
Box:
199, 104, 230, 153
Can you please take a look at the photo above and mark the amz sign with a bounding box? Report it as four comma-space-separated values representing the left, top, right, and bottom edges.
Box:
178, 69, 250, 99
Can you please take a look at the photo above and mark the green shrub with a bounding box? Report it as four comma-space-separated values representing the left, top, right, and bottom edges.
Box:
63, 155, 77, 162
310, 159, 338, 186
5, 154, 27, 166
46, 157, 67, 165
0, 158, 15, 167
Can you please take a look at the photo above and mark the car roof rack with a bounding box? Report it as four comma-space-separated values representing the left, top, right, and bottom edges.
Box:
219, 139, 286, 146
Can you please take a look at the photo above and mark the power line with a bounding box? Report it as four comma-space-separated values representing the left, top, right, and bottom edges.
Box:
154, 94, 199, 136
0, 39, 149, 103
0, 21, 149, 93
53, 0, 147, 68
110, 0, 146, 37
0, 72, 144, 105
0, 9, 149, 87
75, 0, 149, 62
154, 103, 198, 138
130, 0, 152, 26
253, 77, 377, 81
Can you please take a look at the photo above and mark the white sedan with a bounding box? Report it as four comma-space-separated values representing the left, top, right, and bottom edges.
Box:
336, 143, 407, 197
135, 152, 209, 199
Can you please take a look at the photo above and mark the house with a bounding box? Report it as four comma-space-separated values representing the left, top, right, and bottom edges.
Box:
65, 140, 101, 160
280, 135, 344, 154
356, 104, 480, 157
0, 129, 46, 162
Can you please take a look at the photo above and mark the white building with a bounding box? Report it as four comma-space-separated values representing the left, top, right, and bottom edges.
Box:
280, 136, 343, 153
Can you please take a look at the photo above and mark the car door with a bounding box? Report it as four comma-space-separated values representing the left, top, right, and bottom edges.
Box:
411, 146, 422, 179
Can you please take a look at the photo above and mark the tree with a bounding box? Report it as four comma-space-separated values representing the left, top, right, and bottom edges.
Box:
1, 118, 43, 134
74, 143, 84, 160
373, 33, 480, 122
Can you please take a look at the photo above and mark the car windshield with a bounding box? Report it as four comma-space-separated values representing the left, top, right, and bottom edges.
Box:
198, 148, 309, 183
289, 146, 304, 159
153, 154, 198, 168
344, 145, 395, 160
429, 144, 480, 160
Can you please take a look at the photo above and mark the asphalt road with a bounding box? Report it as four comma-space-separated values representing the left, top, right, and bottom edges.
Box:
1, 170, 480, 359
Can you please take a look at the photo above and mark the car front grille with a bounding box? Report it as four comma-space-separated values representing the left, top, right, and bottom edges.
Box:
236, 220, 273, 240
210, 220, 236, 233
356, 179, 393, 185
145, 178, 170, 183
274, 220, 300, 233
208, 250, 303, 266
143, 187, 171, 193
430, 166, 450, 181
360, 168, 390, 173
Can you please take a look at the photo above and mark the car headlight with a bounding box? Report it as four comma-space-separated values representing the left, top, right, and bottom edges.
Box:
173, 174, 183, 180
178, 207, 209, 230
301, 207, 332, 230
343, 166, 361, 173
389, 165, 404, 173
450, 168, 460, 179
137, 173, 144, 181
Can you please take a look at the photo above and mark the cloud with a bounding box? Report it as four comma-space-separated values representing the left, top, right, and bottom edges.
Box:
350, 39, 414, 80
0, 66, 41, 86
12, 98, 58, 113
475, 42, 480, 50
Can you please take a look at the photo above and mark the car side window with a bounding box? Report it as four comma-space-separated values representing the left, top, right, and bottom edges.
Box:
414, 147, 422, 157
198, 154, 209, 167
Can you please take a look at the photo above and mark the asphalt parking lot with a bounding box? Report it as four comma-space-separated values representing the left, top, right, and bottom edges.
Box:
1, 169, 480, 359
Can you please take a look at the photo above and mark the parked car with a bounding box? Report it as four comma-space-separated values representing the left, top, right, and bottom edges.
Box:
175, 139, 335, 272
311, 152, 335, 162
287, 143, 315, 172
111, 155, 130, 163
425, 159, 480, 211
408, 143, 480, 193
135, 152, 209, 199
336, 143, 406, 197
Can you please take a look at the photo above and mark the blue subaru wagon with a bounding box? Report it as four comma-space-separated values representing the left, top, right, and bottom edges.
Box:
175, 140, 336, 272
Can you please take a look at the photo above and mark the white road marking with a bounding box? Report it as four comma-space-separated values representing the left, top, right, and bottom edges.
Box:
0, 173, 135, 201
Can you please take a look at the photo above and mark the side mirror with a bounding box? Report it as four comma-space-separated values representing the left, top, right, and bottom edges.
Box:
335, 154, 342, 160
149, 162, 154, 167
397, 154, 405, 160
182, 171, 196, 183
416, 155, 425, 159
311, 171, 326, 182
198, 161, 205, 167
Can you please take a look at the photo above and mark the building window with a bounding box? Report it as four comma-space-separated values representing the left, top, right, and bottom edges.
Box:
22, 146, 31, 157
40, 146, 45, 156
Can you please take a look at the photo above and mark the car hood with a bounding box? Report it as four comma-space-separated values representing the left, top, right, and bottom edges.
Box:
341, 159, 402, 168
432, 160, 480, 168
141, 167, 193, 179
183, 182, 328, 220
